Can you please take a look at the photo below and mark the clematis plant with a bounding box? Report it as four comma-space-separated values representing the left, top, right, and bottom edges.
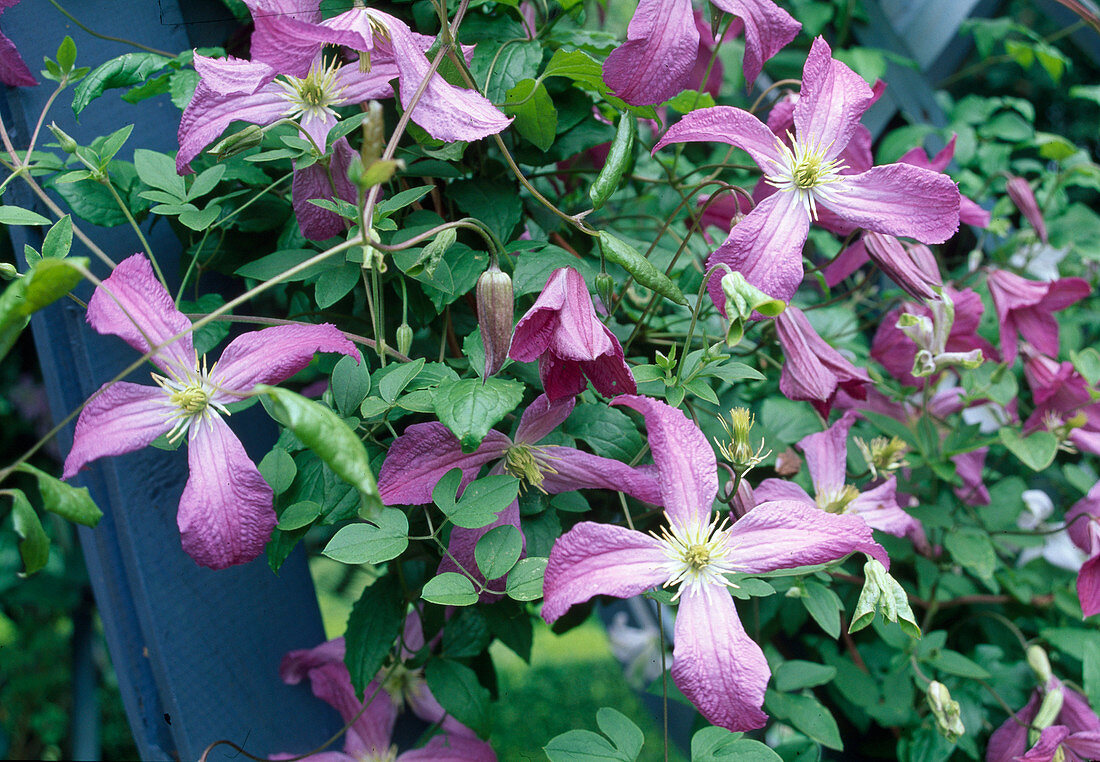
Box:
62, 254, 357, 569
542, 395, 886, 731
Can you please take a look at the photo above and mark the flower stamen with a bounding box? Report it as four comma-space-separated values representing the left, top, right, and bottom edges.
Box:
764, 132, 848, 220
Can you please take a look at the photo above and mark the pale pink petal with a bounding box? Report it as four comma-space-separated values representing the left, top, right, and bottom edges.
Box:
406, 686, 470, 738
541, 522, 668, 623
398, 735, 497, 762
1007, 176, 1048, 243
290, 137, 359, 240
377, 423, 511, 506
62, 382, 173, 479
87, 254, 196, 373
672, 581, 769, 731
208, 322, 356, 396
729, 499, 888, 573
514, 394, 575, 444
847, 478, 918, 537
611, 395, 718, 529
178, 416, 276, 569
176, 79, 289, 172
753, 478, 813, 504
776, 306, 870, 417
706, 189, 810, 313
960, 196, 991, 228
290, 659, 395, 756
538, 446, 663, 505
709, 0, 800, 85
603, 0, 698, 106
798, 412, 855, 498
793, 37, 874, 156
655, 106, 784, 169
334, 61, 398, 104
192, 53, 275, 95
863, 232, 941, 301
823, 164, 960, 244
511, 268, 609, 363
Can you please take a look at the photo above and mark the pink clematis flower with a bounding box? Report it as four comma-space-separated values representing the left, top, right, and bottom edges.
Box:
603, 0, 799, 106
951, 448, 991, 506
654, 37, 960, 313
1023, 352, 1100, 457
542, 395, 886, 731
774, 305, 871, 417
987, 269, 1090, 366
378, 393, 660, 596
1006, 175, 1049, 244
1065, 482, 1100, 617
988, 677, 1100, 762
278, 633, 495, 761
509, 267, 636, 402
0, 0, 34, 87
62, 254, 357, 569
756, 410, 919, 539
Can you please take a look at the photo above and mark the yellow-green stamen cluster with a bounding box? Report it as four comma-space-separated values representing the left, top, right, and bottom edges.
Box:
816, 484, 861, 514
854, 435, 909, 479
764, 133, 848, 220
277, 58, 348, 127
716, 407, 770, 477
151, 357, 229, 443
655, 514, 738, 600
503, 443, 559, 492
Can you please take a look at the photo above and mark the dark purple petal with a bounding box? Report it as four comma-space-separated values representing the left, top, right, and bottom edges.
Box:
514, 393, 574, 444
1018, 726, 1070, 762
709, 0, 800, 85
729, 499, 888, 573
611, 395, 718, 529
671, 582, 769, 731
793, 37, 874, 157
987, 691, 1041, 762
538, 352, 590, 401
538, 446, 663, 505
603, 0, 698, 106
541, 522, 668, 623
290, 137, 359, 240
377, 422, 510, 506
655, 106, 783, 170
822, 237, 870, 287
823, 164, 960, 244
209, 322, 356, 397
0, 27, 35, 87
87, 254, 196, 373
178, 416, 276, 569
1078, 554, 1100, 618
62, 382, 173, 479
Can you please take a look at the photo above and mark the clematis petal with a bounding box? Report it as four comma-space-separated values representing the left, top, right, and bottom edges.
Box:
208, 322, 356, 397
987, 692, 1041, 762
611, 395, 717, 528
514, 393, 575, 444
538, 352, 590, 401
178, 416, 276, 569
1061, 687, 1100, 733
297, 664, 395, 757
1065, 732, 1100, 760
176, 78, 289, 172
728, 499, 887, 573
655, 106, 784, 169
0, 27, 35, 87
62, 382, 173, 479
1018, 726, 1071, 762
823, 164, 960, 245
192, 53, 275, 95
753, 478, 813, 504
578, 328, 637, 398
511, 268, 604, 362
334, 60, 398, 104
776, 306, 870, 417
1078, 554, 1100, 618
538, 446, 663, 505
863, 232, 942, 301
709, 0, 800, 86
706, 189, 810, 313
847, 477, 918, 537
541, 522, 668, 623
671, 581, 769, 731
87, 253, 196, 373
377, 422, 511, 506
798, 411, 855, 498
280, 637, 345, 685
369, 10, 511, 142
823, 237, 870, 287
398, 734, 498, 762
793, 37, 874, 155
290, 137, 359, 240
603, 0, 699, 106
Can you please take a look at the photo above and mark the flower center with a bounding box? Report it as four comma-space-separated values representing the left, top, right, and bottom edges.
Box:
764, 133, 848, 220
355, 746, 398, 762
654, 513, 738, 599
816, 484, 861, 514
277, 58, 347, 127
381, 660, 426, 714
151, 356, 230, 443
503, 444, 559, 493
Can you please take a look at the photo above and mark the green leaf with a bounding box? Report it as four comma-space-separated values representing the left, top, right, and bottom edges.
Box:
704, 360, 765, 383
187, 164, 226, 201
927, 649, 991, 679
377, 358, 425, 404
439, 473, 519, 530
314, 263, 359, 308
1073, 348, 1100, 387
97, 124, 134, 165
545, 730, 626, 762
41, 216, 73, 259
422, 572, 479, 606
664, 89, 716, 113
425, 659, 492, 737
773, 662, 837, 693
1084, 637, 1100, 709
449, 179, 523, 242
474, 524, 522, 580
258, 386, 382, 517
944, 527, 997, 580
598, 231, 687, 305
0, 258, 88, 361
178, 204, 221, 231
56, 36, 77, 74
275, 500, 321, 530
72, 52, 172, 116
331, 351, 371, 416
502, 78, 557, 151
801, 580, 842, 639
563, 403, 644, 461
8, 490, 49, 576
375, 186, 433, 218
505, 557, 547, 601
765, 690, 843, 751
51, 172, 129, 227
511, 242, 599, 296
999, 429, 1058, 471
16, 462, 102, 526
322, 507, 409, 565
691, 726, 783, 761
596, 707, 644, 761
433, 377, 524, 452
0, 206, 52, 225
344, 574, 405, 699
236, 249, 334, 282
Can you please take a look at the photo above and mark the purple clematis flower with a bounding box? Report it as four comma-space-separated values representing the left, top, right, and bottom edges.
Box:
278, 633, 495, 761
603, 0, 799, 106
1065, 481, 1100, 617
987, 269, 1090, 366
0, 0, 34, 87
1023, 351, 1100, 457
774, 305, 871, 417
542, 395, 886, 731
756, 410, 919, 539
987, 677, 1100, 762
510, 267, 636, 402
1006, 175, 1049, 244
378, 393, 660, 596
654, 37, 961, 312
62, 254, 357, 569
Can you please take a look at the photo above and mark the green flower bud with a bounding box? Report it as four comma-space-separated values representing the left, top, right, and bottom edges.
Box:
0, 262, 18, 280
927, 681, 965, 742
396, 323, 413, 356
719, 270, 784, 346
595, 272, 615, 312
206, 124, 264, 160
48, 122, 78, 154
1033, 686, 1064, 731
1027, 645, 1053, 684
476, 262, 513, 377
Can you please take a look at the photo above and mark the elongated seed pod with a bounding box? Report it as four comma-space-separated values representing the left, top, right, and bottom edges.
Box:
476, 262, 513, 377
589, 113, 636, 210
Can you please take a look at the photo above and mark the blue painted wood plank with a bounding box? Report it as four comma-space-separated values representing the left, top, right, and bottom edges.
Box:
1, 2, 341, 759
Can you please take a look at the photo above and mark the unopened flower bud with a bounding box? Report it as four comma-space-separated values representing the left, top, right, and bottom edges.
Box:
1028, 645, 1053, 684
48, 122, 78, 154
206, 124, 264, 160
477, 262, 513, 377
927, 682, 965, 742
716, 407, 769, 478
1006, 175, 1048, 244
730, 479, 756, 519
396, 323, 413, 356
0, 262, 18, 280
361, 100, 385, 165
595, 272, 615, 313
1033, 686, 1064, 731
